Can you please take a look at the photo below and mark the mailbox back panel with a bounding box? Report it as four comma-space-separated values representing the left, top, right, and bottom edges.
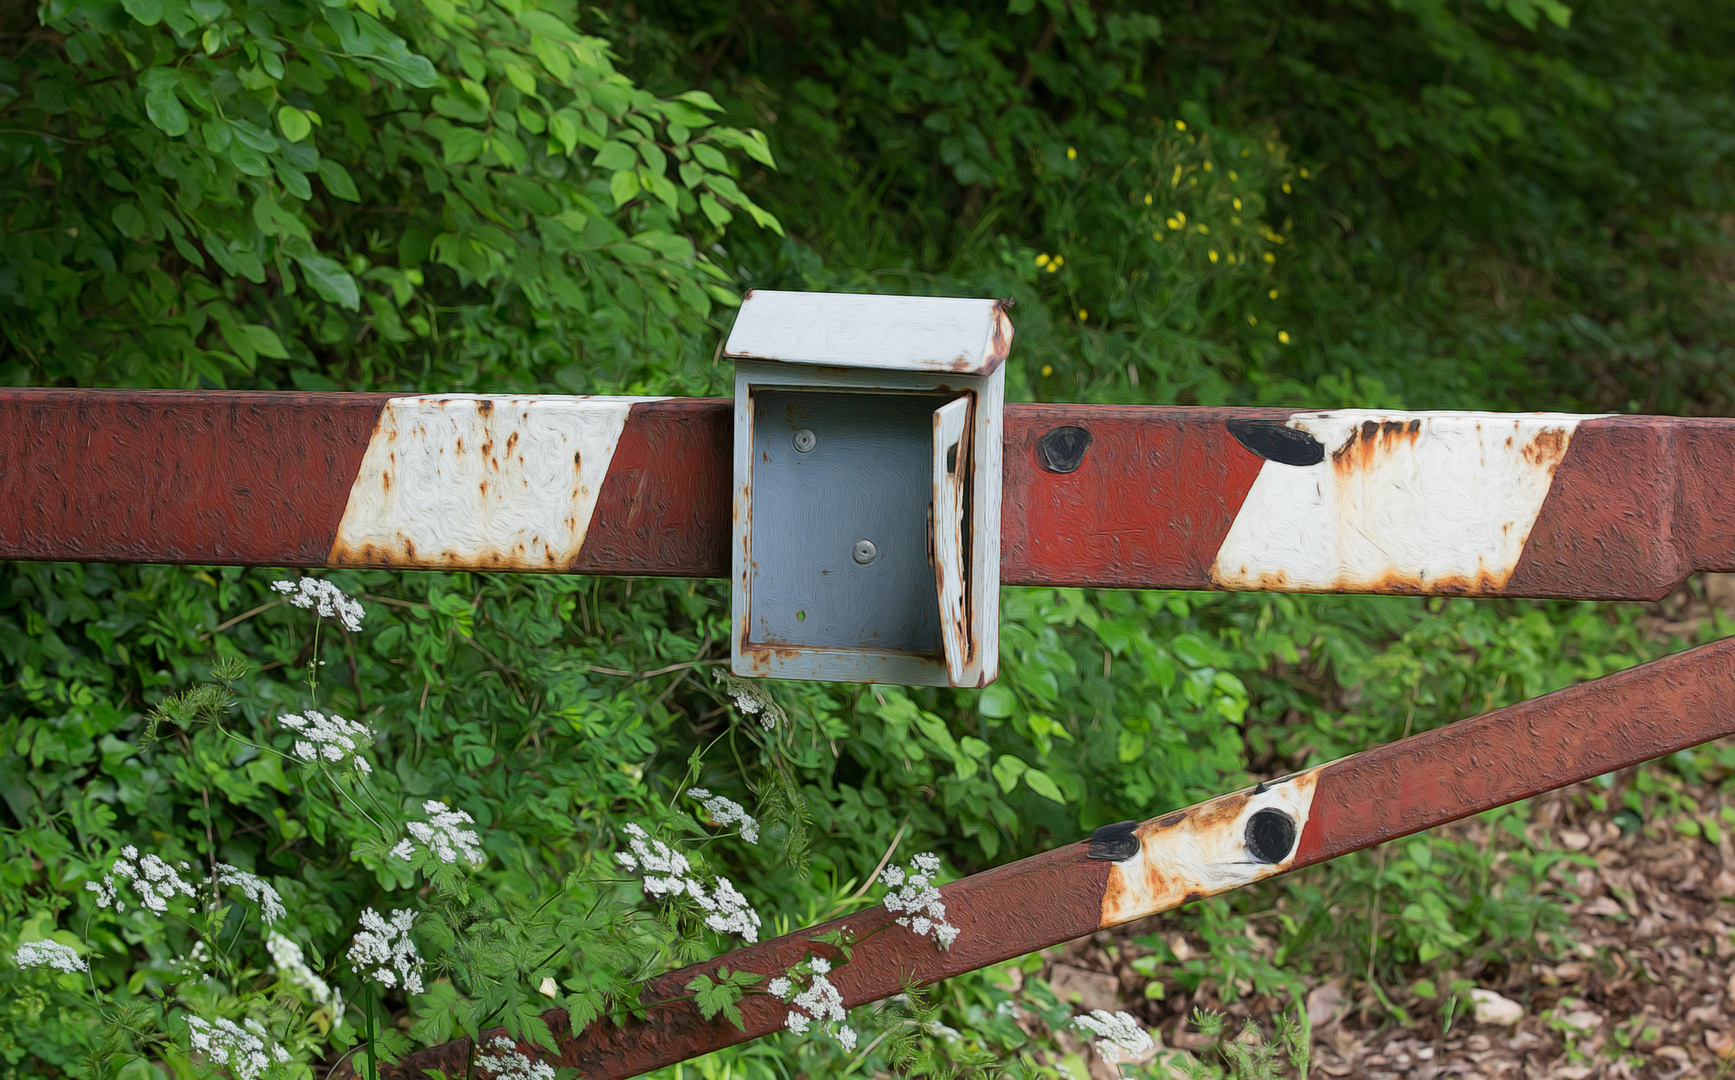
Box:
750, 390, 943, 654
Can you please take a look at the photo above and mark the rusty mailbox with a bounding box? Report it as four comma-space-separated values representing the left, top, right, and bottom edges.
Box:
723, 290, 1011, 687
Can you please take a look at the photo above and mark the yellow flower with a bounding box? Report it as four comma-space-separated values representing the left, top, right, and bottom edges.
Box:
1299, 167, 1310, 178
1278, 330, 1291, 344
1171, 164, 1182, 188
1231, 216, 1242, 225
1229, 170, 1239, 180
1248, 314, 1257, 326
1232, 197, 1242, 211
1035, 253, 1051, 267
1143, 192, 1152, 205
1208, 250, 1219, 263
1194, 224, 1209, 234
1041, 365, 1053, 377
1067, 146, 1077, 160
1203, 160, 1213, 172
1078, 308, 1088, 321
1053, 255, 1064, 266
1175, 119, 1187, 131
1167, 211, 1186, 230
1240, 148, 1250, 158
1263, 252, 1276, 263
1151, 231, 1163, 241
1268, 288, 1279, 299
1282, 182, 1292, 194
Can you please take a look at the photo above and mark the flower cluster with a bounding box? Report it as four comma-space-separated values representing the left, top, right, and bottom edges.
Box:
347, 908, 423, 993
271, 578, 365, 632
769, 956, 856, 1051
278, 710, 375, 776
474, 1036, 555, 1080
266, 932, 339, 1011
686, 788, 759, 844
15, 939, 87, 973
391, 800, 486, 866
86, 846, 197, 914
185, 1015, 291, 1080
880, 853, 959, 950
614, 824, 762, 942
1071, 1010, 1154, 1062
211, 864, 286, 924
712, 670, 783, 730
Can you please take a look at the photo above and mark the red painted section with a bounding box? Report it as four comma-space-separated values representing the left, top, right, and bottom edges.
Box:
1001, 406, 1284, 589
1294, 635, 1735, 866
570, 398, 732, 578
0, 389, 388, 567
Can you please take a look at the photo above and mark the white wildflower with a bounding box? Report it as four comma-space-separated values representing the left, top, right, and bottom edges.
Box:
1071, 1010, 1154, 1061
210, 864, 286, 924
880, 853, 959, 951
86, 846, 197, 915
347, 908, 423, 993
711, 670, 783, 730
15, 940, 87, 973
277, 710, 374, 776
271, 578, 365, 632
613, 824, 761, 942
767, 976, 793, 1000
783, 965, 855, 1052
398, 800, 486, 866
474, 1036, 554, 1080
685, 788, 760, 844
184, 1015, 291, 1080
266, 932, 339, 1011
784, 1011, 810, 1035
836, 1026, 858, 1052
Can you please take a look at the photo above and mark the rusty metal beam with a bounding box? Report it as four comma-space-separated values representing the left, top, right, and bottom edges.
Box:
363, 635, 1735, 1080
4, 389, 1734, 599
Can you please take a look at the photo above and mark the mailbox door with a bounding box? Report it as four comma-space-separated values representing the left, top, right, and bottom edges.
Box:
932, 395, 973, 685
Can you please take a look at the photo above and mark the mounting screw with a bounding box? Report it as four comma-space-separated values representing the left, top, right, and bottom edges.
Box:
793, 428, 817, 453
1244, 808, 1297, 864
852, 539, 877, 565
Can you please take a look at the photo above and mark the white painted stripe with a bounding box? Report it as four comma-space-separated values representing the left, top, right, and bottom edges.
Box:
723, 290, 1011, 375
1212, 411, 1596, 594
1100, 770, 1319, 928
329, 395, 662, 570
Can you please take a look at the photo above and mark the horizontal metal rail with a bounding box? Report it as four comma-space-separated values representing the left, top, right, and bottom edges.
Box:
4, 389, 1734, 598
361, 635, 1735, 1080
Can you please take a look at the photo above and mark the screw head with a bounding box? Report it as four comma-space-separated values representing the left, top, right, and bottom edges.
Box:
792, 428, 817, 453
852, 539, 877, 565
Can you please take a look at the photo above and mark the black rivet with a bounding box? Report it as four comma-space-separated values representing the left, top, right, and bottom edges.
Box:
1087, 820, 1140, 861
1244, 808, 1297, 864
1038, 425, 1093, 473
1225, 418, 1325, 467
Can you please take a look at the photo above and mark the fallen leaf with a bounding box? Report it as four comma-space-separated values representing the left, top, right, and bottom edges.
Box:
1471, 988, 1524, 1026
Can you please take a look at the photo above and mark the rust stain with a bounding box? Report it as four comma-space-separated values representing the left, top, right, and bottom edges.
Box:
1522, 427, 1568, 470
1329, 417, 1422, 474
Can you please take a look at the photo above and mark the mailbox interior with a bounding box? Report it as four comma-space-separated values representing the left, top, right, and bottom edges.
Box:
732, 361, 1001, 686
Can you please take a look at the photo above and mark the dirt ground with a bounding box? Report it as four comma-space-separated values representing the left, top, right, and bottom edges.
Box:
1029, 776, 1735, 1080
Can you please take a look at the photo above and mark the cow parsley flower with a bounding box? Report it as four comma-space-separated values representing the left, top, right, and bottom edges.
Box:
15, 940, 87, 973
1071, 1010, 1154, 1061
782, 964, 855, 1052
86, 846, 197, 914
614, 824, 762, 942
347, 908, 423, 993
271, 578, 365, 632
767, 976, 793, 1000
393, 801, 486, 866
711, 670, 783, 730
880, 853, 959, 950
266, 932, 339, 1011
277, 710, 374, 776
210, 864, 285, 924
184, 1015, 291, 1080
685, 788, 760, 844
474, 1036, 555, 1080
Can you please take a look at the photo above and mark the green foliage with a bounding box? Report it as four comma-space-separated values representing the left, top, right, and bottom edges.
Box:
6, 0, 1735, 1078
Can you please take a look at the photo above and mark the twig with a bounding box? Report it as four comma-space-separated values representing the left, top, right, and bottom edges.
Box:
844, 814, 911, 907
360, 592, 432, 611
198, 599, 283, 641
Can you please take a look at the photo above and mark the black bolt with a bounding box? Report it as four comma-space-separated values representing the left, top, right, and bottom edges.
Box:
1244, 808, 1297, 864
1038, 425, 1093, 473
1086, 819, 1140, 862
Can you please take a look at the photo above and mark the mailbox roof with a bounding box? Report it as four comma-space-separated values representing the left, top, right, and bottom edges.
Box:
723, 290, 1013, 376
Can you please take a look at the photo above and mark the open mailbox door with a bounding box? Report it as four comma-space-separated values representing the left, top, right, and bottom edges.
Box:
932, 395, 973, 685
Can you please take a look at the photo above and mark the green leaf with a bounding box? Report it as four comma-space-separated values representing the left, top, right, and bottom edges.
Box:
677, 90, 722, 111
110, 202, 147, 239
1023, 768, 1066, 804
317, 160, 360, 201
294, 252, 361, 310
519, 9, 583, 42
441, 127, 486, 164
698, 192, 732, 227
608, 169, 640, 207
592, 141, 636, 171
121, 0, 164, 26
143, 78, 189, 137
991, 754, 1026, 794
242, 324, 288, 359
277, 105, 312, 142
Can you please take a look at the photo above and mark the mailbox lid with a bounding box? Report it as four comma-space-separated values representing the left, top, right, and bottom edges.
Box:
723, 290, 1013, 376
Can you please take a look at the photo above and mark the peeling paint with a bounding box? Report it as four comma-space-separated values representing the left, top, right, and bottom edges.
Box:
1099, 770, 1320, 928
1210, 411, 1600, 595
329, 395, 662, 570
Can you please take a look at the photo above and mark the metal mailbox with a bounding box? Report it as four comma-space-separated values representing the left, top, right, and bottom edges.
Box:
723, 290, 1011, 687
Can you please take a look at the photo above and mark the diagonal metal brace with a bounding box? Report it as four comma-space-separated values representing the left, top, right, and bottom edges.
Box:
368, 635, 1735, 1080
